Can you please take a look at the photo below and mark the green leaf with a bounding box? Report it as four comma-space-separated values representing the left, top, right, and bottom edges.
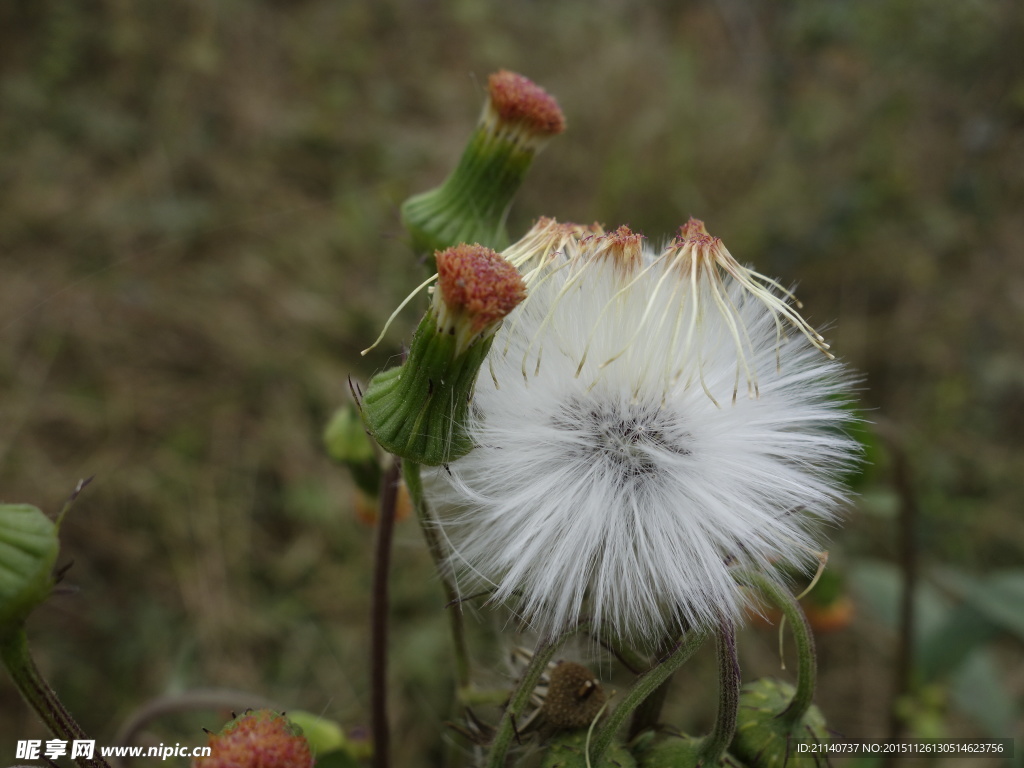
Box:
851, 562, 1021, 750
949, 650, 1018, 739
933, 567, 1024, 641
916, 603, 999, 682
847, 560, 949, 640
966, 571, 1024, 640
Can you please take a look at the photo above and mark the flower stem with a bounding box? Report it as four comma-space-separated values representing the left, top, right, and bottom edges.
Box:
736, 570, 817, 723
371, 460, 401, 768
626, 633, 678, 739
626, 675, 672, 741
593, 627, 650, 675
0, 627, 111, 768
589, 630, 709, 762
486, 625, 587, 768
696, 620, 741, 765
402, 461, 472, 695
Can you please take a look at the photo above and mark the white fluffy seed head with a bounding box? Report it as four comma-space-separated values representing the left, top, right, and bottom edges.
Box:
424, 219, 860, 645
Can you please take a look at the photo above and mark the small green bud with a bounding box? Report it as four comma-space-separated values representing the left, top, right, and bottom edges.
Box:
361, 244, 525, 465
0, 504, 60, 635
281, 711, 346, 755
401, 70, 566, 263
731, 678, 828, 768
323, 403, 382, 497
540, 730, 636, 768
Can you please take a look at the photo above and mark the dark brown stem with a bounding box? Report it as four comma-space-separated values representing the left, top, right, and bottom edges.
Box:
371, 460, 401, 768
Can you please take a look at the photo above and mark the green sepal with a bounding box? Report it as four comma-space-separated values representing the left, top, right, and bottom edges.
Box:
401, 125, 536, 263
539, 730, 636, 768
0, 504, 60, 635
730, 678, 828, 768
361, 311, 491, 465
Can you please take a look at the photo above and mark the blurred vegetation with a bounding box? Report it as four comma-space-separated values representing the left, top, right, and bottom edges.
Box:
1, 0, 1022, 765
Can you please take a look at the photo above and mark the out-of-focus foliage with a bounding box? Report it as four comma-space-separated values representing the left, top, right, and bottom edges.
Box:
1, 1, 1022, 765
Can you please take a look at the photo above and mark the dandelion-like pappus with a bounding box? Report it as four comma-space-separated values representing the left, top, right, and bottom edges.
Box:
425, 218, 859, 645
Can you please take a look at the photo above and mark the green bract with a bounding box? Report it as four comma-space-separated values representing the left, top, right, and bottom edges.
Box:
400, 127, 529, 258
401, 70, 565, 264
539, 731, 636, 768
361, 243, 524, 466
634, 733, 744, 768
731, 678, 828, 768
361, 310, 491, 465
0, 504, 59, 635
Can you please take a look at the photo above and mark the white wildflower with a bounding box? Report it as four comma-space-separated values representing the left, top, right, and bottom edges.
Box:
425, 219, 859, 644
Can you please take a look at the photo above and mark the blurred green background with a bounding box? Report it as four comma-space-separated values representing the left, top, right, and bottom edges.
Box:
2, 1, 1022, 765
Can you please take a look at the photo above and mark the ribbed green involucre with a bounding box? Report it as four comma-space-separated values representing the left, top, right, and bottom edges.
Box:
361, 311, 492, 465
401, 126, 535, 261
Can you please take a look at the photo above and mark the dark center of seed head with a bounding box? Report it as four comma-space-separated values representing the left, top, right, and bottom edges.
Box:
553, 400, 691, 480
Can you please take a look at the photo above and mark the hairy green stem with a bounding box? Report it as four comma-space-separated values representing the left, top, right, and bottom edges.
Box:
1, 627, 111, 768
486, 624, 587, 768
697, 620, 741, 765
402, 461, 471, 694
626, 632, 679, 739
736, 570, 817, 722
626, 675, 672, 741
589, 630, 709, 762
